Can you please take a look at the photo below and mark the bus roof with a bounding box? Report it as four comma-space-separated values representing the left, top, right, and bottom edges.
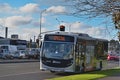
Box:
45, 32, 108, 41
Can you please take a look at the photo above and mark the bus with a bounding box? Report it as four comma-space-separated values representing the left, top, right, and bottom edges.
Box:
40, 32, 108, 73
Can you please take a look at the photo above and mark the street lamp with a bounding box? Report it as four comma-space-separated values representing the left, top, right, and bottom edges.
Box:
39, 9, 46, 47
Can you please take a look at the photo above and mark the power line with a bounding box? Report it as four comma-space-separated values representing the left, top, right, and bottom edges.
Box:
103, 16, 119, 40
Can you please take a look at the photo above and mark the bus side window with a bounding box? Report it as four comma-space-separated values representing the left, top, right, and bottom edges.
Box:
75, 44, 79, 52
1, 50, 3, 53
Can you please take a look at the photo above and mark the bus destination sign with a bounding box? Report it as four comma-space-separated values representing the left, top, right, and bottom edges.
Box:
44, 35, 74, 42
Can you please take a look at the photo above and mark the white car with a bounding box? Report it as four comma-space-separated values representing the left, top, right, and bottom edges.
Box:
13, 50, 27, 59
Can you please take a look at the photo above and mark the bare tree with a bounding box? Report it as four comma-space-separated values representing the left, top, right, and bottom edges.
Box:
66, 0, 120, 29
66, 0, 120, 16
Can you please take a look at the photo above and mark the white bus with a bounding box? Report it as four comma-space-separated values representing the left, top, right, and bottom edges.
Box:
40, 32, 108, 73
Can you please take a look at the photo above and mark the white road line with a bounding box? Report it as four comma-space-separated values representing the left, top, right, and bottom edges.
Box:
0, 71, 41, 78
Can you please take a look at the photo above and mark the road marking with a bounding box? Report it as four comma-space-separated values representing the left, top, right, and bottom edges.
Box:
0, 71, 41, 78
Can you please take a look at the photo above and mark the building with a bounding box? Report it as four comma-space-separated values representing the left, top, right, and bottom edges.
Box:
0, 37, 27, 50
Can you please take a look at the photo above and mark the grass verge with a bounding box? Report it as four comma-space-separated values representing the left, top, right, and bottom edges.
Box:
48, 67, 120, 80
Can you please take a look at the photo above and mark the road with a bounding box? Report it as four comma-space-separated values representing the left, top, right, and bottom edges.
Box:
0, 61, 119, 80
0, 62, 61, 80
103, 60, 120, 70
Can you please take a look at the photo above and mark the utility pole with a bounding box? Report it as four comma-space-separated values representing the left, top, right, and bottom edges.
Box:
118, 32, 120, 67
34, 36, 36, 42
39, 9, 46, 48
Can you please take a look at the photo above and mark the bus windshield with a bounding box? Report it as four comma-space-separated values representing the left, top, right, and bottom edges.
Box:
42, 42, 74, 59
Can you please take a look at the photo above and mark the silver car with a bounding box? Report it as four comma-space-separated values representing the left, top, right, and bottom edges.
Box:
13, 50, 27, 59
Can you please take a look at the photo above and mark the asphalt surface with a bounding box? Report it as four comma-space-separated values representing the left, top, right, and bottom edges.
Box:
0, 60, 120, 80
103, 60, 120, 70
99, 60, 120, 80
0, 59, 39, 63
0, 62, 62, 80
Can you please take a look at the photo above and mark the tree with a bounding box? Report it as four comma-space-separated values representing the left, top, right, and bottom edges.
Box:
66, 0, 120, 29
113, 10, 120, 29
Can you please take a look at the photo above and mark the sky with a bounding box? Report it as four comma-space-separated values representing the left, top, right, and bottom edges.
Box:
0, 0, 118, 41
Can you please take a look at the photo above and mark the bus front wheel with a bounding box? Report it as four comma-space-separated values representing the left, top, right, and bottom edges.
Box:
50, 70, 56, 73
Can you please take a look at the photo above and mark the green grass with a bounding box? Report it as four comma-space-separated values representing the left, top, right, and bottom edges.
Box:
48, 68, 120, 80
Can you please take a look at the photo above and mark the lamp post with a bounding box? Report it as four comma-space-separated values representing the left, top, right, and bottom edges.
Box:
39, 9, 46, 47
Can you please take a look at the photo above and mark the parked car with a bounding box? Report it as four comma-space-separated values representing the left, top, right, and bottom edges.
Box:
26, 48, 40, 59
13, 50, 27, 59
26, 50, 35, 59
107, 54, 120, 61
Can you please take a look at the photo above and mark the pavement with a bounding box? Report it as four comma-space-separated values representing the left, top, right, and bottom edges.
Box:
99, 73, 120, 80
0, 62, 60, 80
0, 59, 39, 64
0, 59, 120, 80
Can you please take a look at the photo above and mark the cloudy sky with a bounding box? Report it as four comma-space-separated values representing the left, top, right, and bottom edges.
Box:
0, 0, 118, 41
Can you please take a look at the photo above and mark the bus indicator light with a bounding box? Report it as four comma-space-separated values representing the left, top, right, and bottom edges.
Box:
60, 25, 65, 31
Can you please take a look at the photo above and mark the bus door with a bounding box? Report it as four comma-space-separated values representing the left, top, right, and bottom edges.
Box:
75, 43, 86, 72
86, 45, 94, 70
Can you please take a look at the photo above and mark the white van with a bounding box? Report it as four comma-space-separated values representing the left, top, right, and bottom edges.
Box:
0, 45, 17, 59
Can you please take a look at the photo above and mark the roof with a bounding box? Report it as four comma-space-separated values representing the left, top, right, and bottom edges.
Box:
46, 31, 108, 41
